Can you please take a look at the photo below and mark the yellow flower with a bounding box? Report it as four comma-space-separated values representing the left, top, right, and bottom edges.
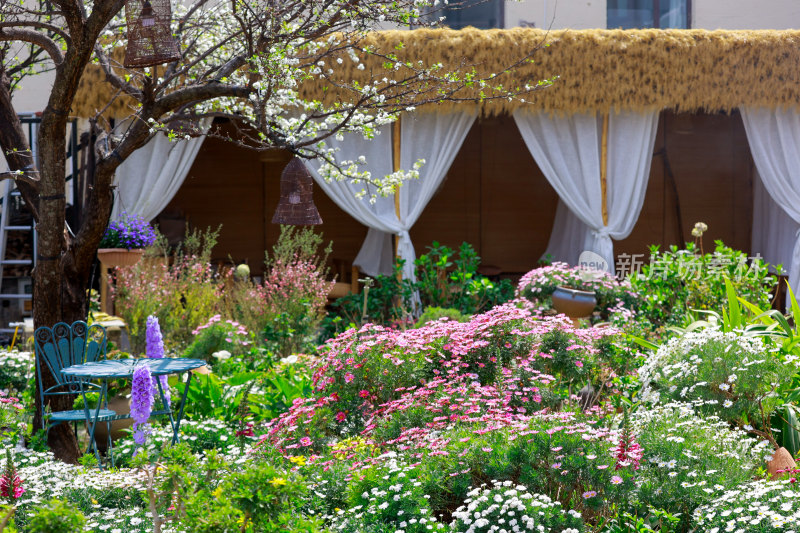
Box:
289, 456, 306, 466
269, 477, 287, 487
212, 486, 224, 499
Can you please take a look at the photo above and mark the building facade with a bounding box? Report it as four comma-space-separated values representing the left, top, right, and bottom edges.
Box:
443, 0, 800, 30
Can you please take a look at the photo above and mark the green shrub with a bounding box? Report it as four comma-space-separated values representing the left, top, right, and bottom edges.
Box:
181, 461, 324, 533
628, 241, 776, 328
414, 306, 468, 327
114, 226, 222, 352
323, 241, 514, 337
639, 327, 799, 433
27, 499, 85, 533
630, 402, 773, 529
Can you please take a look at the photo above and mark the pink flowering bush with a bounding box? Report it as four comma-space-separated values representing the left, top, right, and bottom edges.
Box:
516, 262, 639, 320
185, 314, 251, 362
114, 236, 223, 352
258, 257, 333, 357
265, 299, 630, 452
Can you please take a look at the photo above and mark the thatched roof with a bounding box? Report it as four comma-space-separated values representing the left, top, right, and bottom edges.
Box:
72, 28, 800, 119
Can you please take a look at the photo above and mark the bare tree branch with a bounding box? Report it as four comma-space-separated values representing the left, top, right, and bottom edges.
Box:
0, 27, 63, 65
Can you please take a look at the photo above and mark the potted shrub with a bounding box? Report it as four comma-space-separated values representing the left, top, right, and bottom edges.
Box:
97, 212, 157, 267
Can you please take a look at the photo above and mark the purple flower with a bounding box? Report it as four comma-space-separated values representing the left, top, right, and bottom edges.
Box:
99, 212, 157, 249
146, 315, 170, 405
146, 316, 165, 359
131, 364, 154, 448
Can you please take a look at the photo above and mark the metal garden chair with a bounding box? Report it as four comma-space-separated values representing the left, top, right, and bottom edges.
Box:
34, 321, 117, 460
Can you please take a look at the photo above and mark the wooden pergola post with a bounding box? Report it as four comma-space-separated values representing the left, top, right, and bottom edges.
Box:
392, 117, 402, 259
600, 113, 609, 227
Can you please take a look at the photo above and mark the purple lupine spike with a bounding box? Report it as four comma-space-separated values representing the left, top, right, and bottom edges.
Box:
145, 315, 171, 406
131, 364, 154, 448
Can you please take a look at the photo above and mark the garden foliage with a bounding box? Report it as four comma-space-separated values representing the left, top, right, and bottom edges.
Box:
325, 241, 514, 335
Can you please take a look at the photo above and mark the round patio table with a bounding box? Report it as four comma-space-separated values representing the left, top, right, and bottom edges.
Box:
62, 357, 207, 467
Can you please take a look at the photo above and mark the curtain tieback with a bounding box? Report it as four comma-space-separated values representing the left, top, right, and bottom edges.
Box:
591, 227, 612, 239
396, 230, 411, 242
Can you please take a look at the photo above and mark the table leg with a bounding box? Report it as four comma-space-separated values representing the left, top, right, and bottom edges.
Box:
81, 379, 108, 468
172, 371, 194, 445
153, 374, 177, 435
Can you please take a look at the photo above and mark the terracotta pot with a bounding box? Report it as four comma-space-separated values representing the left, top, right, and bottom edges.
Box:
97, 248, 145, 268
551, 286, 597, 319
767, 447, 797, 479
92, 395, 133, 450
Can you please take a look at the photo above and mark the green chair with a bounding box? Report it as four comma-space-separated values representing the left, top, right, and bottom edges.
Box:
34, 321, 117, 459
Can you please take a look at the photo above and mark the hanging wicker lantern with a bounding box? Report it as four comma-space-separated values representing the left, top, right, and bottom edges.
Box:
123, 0, 181, 68
272, 158, 323, 225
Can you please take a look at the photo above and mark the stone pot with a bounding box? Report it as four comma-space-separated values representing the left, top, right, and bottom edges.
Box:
96, 248, 145, 268
551, 286, 597, 320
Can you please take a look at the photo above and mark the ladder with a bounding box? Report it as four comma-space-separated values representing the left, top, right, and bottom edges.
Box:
0, 116, 80, 339
0, 180, 35, 334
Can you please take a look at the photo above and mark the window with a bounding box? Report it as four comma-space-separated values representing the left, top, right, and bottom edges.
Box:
439, 0, 504, 30
607, 0, 689, 29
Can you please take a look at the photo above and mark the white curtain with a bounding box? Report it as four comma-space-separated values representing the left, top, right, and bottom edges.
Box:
111, 118, 212, 221
543, 200, 589, 265
751, 168, 798, 274
305, 110, 476, 280
513, 109, 658, 274
742, 107, 800, 295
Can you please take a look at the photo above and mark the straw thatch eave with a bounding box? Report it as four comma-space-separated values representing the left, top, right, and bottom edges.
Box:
71, 28, 800, 119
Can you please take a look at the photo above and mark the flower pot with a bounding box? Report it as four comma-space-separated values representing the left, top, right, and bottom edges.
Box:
92, 394, 133, 449
97, 248, 145, 268
551, 286, 597, 320
767, 447, 797, 479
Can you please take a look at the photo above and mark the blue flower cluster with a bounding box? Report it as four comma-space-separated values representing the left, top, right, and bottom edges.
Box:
99, 212, 157, 250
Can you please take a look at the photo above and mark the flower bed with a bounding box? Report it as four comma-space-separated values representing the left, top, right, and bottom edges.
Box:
5, 239, 798, 532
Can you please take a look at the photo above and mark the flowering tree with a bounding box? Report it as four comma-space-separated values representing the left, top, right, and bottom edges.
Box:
0, 0, 541, 461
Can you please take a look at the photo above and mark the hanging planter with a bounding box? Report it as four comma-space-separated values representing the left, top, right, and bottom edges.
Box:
123, 0, 181, 68
272, 157, 323, 225
97, 213, 157, 267
97, 248, 145, 268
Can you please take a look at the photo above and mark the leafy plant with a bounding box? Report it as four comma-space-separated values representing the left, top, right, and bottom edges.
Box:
628, 241, 776, 328
26, 499, 85, 533
113, 226, 223, 351
174, 371, 263, 423
414, 306, 468, 327
323, 241, 513, 336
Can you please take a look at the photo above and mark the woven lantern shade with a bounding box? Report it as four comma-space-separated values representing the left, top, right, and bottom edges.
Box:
272, 158, 323, 225
123, 0, 181, 68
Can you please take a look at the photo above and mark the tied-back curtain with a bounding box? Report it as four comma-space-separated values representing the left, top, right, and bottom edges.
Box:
304, 127, 399, 277
513, 109, 658, 273
112, 118, 212, 221
396, 109, 477, 280
742, 107, 800, 297
305, 110, 477, 280
751, 167, 799, 274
